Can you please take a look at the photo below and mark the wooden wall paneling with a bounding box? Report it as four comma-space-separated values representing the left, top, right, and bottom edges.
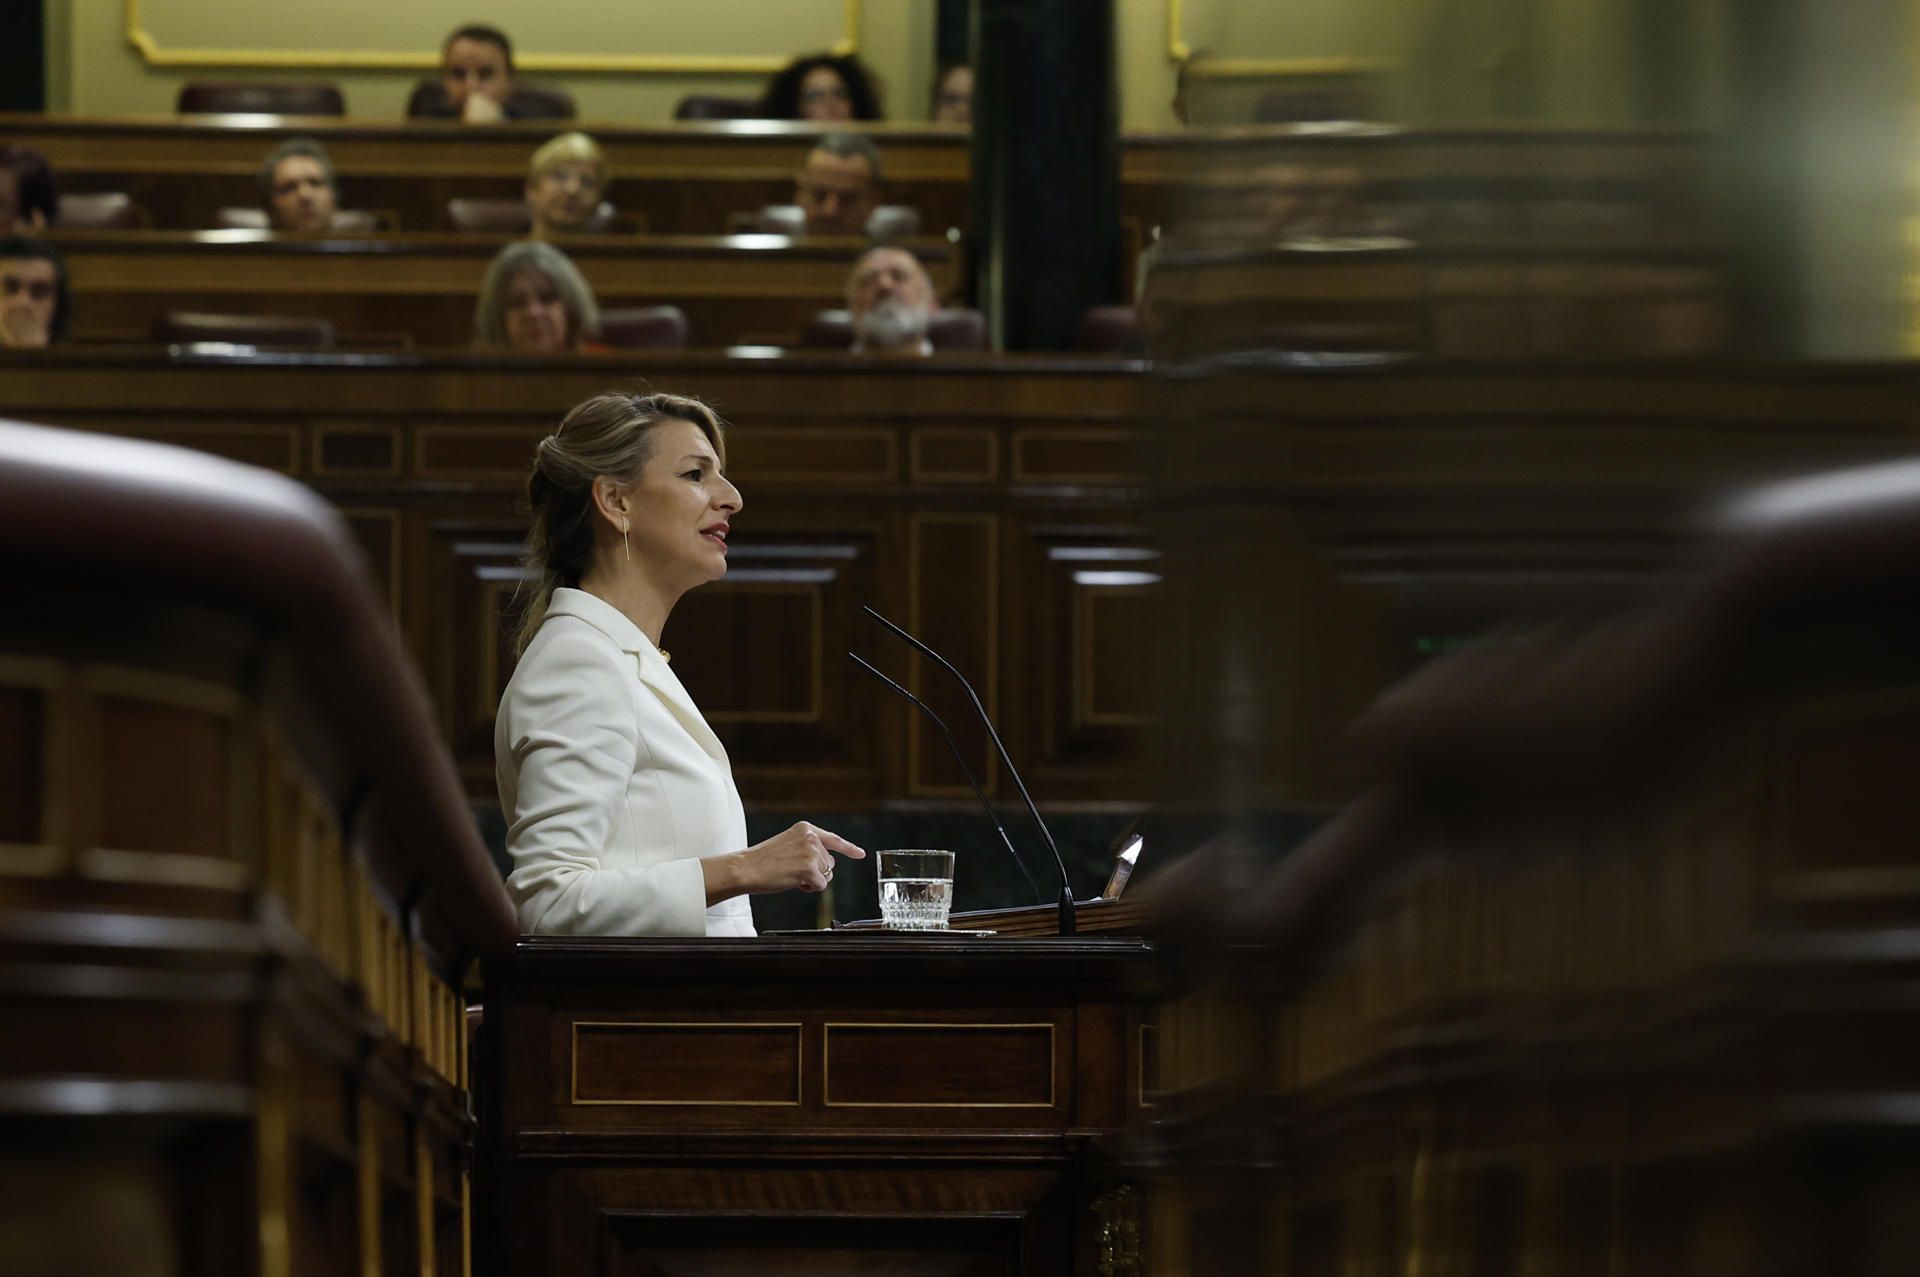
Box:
908, 512, 999, 797
336, 508, 401, 619
79, 666, 250, 887
135, 422, 303, 473
313, 425, 403, 479
1004, 523, 1159, 801
420, 506, 530, 773
668, 524, 886, 807
910, 426, 1000, 484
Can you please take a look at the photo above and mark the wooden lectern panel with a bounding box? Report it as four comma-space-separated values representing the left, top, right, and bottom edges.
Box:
483, 936, 1157, 1275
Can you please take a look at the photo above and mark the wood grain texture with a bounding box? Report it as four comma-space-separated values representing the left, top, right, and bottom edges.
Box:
485, 936, 1154, 1275
47, 231, 960, 350
4, 351, 1146, 807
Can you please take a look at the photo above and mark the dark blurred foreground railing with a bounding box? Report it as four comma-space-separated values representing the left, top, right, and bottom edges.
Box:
0, 420, 516, 1276
1136, 454, 1920, 1273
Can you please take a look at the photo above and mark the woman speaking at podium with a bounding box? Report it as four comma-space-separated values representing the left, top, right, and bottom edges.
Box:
496, 391, 865, 936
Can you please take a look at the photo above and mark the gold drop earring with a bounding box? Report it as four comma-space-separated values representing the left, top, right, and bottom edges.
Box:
620, 520, 631, 563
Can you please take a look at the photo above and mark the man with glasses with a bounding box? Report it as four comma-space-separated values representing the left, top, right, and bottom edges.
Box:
0, 238, 69, 349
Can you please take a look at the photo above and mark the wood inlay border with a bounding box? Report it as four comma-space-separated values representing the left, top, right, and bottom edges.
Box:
570, 1021, 805, 1107
821, 1022, 1057, 1108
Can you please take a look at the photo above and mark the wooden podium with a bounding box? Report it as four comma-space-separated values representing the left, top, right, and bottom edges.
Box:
480, 931, 1157, 1275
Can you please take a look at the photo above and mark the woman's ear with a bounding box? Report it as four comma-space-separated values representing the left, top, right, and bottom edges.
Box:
590, 475, 629, 526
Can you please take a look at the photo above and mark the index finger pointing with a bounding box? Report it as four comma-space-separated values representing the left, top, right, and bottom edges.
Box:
819, 831, 867, 859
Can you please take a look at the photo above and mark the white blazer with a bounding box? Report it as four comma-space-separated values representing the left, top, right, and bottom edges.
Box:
495, 587, 756, 937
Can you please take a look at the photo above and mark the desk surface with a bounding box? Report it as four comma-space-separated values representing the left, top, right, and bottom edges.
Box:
46, 229, 962, 347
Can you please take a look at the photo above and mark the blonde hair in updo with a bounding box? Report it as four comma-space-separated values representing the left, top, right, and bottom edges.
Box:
516, 390, 728, 654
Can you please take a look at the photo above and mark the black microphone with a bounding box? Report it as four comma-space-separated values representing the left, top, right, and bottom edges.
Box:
861, 605, 1077, 935
847, 653, 1043, 903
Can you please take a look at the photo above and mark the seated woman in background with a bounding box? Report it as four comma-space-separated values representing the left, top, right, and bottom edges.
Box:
0, 145, 56, 233
526, 132, 609, 238
499, 390, 866, 934
931, 63, 972, 124
474, 240, 601, 354
260, 138, 339, 234
0, 237, 69, 349
759, 52, 884, 121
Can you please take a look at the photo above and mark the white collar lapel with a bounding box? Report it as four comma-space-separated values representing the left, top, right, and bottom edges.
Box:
543, 589, 728, 762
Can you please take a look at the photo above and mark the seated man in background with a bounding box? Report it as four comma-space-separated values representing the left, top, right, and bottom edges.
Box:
0, 145, 56, 233
794, 134, 882, 236
0, 237, 68, 349
473, 240, 601, 355
411, 25, 568, 123
526, 133, 609, 238
931, 64, 973, 124
260, 138, 339, 234
846, 245, 938, 356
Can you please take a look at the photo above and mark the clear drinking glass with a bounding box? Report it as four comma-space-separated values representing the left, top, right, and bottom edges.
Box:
876, 849, 955, 930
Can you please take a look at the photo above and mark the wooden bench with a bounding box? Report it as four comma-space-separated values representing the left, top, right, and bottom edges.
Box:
46, 229, 962, 348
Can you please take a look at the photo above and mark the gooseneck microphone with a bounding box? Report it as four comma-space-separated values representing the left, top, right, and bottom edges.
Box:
859, 605, 1077, 936
847, 653, 1043, 903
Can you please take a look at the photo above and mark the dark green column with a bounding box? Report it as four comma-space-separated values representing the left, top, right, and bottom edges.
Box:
0, 1, 46, 111
969, 0, 1122, 351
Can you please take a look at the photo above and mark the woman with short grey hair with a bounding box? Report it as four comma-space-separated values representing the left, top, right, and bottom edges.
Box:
473, 239, 600, 353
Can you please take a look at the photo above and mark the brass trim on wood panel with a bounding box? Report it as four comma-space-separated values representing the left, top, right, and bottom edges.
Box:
1010, 429, 1141, 486
1136, 1023, 1156, 1109
821, 1021, 1058, 1108
127, 0, 861, 72
702, 583, 824, 723
905, 512, 999, 799
569, 1020, 805, 1107
460, 1171, 473, 1277
908, 428, 1000, 483
1165, 0, 1386, 78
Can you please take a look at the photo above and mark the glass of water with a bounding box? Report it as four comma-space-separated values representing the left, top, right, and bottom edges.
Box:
876, 849, 955, 930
